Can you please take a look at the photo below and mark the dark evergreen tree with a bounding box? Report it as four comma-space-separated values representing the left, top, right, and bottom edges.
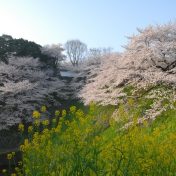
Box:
0, 34, 64, 68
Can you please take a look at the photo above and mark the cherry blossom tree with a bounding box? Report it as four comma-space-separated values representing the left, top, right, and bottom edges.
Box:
41, 44, 65, 68
80, 22, 176, 105
0, 56, 70, 129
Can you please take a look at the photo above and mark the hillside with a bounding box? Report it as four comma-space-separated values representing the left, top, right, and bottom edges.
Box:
80, 23, 176, 121
1, 23, 176, 175
10, 90, 176, 175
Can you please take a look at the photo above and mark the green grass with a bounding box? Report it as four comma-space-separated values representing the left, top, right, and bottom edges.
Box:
123, 85, 134, 96
3, 84, 176, 176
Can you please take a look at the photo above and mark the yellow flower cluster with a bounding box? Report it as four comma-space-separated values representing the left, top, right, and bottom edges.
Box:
7, 152, 16, 160
32, 110, 41, 119
55, 110, 60, 117
28, 125, 33, 133
70, 106, 76, 113
42, 119, 49, 126
61, 109, 66, 117
75, 109, 84, 119
34, 119, 40, 127
7, 99, 176, 176
41, 105, 47, 112
18, 123, 24, 132
7, 153, 12, 160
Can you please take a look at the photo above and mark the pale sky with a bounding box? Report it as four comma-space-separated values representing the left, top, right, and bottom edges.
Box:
0, 0, 175, 51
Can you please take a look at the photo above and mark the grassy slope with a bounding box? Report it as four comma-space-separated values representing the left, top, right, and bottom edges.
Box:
5, 84, 176, 176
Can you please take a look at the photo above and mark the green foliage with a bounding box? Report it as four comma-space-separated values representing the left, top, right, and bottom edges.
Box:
123, 85, 134, 96
3, 101, 175, 175
3, 84, 176, 175
12, 39, 41, 58
0, 35, 42, 62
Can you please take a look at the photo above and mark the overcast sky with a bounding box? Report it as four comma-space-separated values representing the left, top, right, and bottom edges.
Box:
0, 0, 175, 51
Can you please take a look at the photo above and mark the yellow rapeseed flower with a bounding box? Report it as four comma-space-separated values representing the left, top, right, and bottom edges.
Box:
41, 105, 47, 113
70, 106, 76, 113
18, 123, 24, 132
34, 120, 40, 127
20, 145, 25, 152
24, 139, 29, 146
64, 120, 70, 126
55, 125, 61, 133
75, 109, 84, 119
42, 120, 49, 126
7, 153, 12, 160
43, 128, 49, 134
28, 126, 33, 133
32, 110, 41, 119
62, 110, 66, 117
33, 132, 39, 139
55, 110, 60, 117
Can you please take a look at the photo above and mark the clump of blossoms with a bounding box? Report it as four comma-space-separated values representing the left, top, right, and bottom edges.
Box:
80, 22, 176, 106
32, 110, 41, 119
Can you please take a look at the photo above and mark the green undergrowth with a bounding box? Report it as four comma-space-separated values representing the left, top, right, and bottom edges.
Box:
2, 84, 176, 176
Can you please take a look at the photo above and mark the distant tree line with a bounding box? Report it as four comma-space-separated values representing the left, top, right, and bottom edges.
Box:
64, 39, 113, 67
0, 34, 113, 68
0, 34, 65, 68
